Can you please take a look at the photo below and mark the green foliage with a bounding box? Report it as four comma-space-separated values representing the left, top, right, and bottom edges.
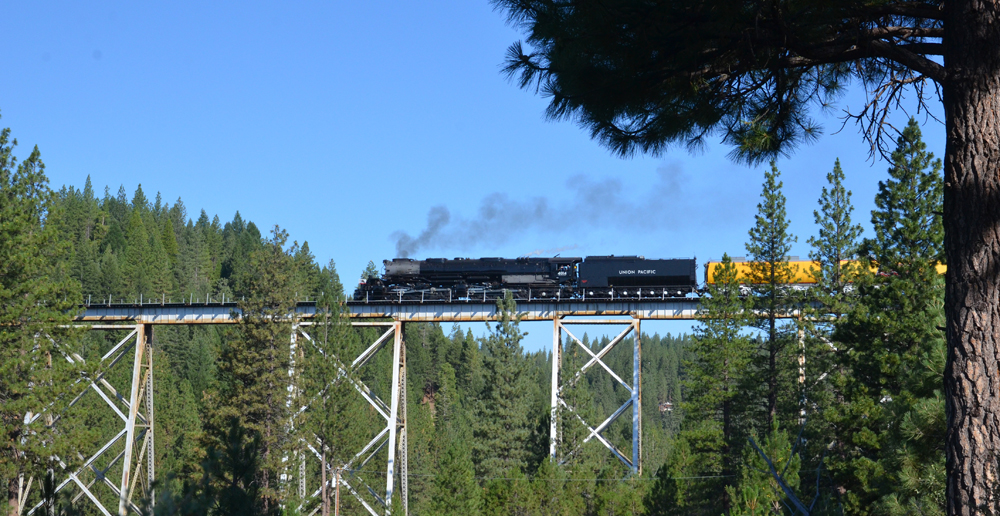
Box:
429, 437, 482, 515
473, 292, 534, 478
821, 118, 945, 514
204, 227, 296, 512
361, 260, 379, 281
745, 161, 800, 429
863, 119, 943, 266
153, 347, 204, 496
650, 255, 753, 515
808, 158, 864, 308
493, 0, 945, 166
726, 425, 801, 516
0, 122, 90, 513
23, 119, 952, 514
645, 435, 713, 516
299, 286, 373, 516
205, 418, 279, 516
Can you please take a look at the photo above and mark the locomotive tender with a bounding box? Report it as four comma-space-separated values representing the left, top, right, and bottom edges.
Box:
353, 256, 698, 302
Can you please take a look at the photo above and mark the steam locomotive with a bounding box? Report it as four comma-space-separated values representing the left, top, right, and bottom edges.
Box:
352, 256, 698, 302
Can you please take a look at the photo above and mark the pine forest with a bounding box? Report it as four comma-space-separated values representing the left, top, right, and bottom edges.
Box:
1, 117, 950, 515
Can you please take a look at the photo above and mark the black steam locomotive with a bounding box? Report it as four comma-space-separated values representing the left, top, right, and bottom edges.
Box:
352, 256, 698, 302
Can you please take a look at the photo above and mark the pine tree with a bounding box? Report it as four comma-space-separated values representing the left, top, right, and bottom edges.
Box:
662, 254, 753, 514
148, 226, 173, 298
292, 242, 322, 299
161, 216, 179, 270
827, 118, 946, 513
124, 210, 153, 298
361, 260, 379, 281
745, 160, 799, 429
0, 124, 88, 515
153, 348, 203, 497
104, 221, 126, 256
864, 119, 944, 267
801, 158, 865, 507
808, 159, 864, 315
318, 260, 344, 301
98, 246, 125, 300
204, 226, 296, 513
594, 476, 644, 516
74, 230, 101, 298
131, 184, 149, 215
645, 436, 701, 516
109, 185, 130, 229
457, 330, 484, 400
473, 292, 533, 478
556, 333, 603, 466
204, 418, 277, 516
429, 435, 481, 515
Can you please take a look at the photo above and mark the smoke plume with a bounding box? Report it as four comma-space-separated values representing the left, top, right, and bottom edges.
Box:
392, 162, 737, 257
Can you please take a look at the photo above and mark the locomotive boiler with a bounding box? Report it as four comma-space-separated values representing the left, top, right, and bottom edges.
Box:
353, 255, 698, 302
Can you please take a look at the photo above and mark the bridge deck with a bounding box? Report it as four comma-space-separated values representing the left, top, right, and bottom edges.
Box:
73, 298, 706, 324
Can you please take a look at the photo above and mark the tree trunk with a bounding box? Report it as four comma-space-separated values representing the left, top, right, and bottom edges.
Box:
943, 0, 1000, 513
7, 478, 17, 516
767, 312, 777, 429
321, 450, 329, 516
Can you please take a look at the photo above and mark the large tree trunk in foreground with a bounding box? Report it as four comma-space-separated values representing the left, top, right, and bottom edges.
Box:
944, 0, 1000, 513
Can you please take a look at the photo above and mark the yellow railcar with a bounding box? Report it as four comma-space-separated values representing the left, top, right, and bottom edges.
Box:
704, 260, 946, 285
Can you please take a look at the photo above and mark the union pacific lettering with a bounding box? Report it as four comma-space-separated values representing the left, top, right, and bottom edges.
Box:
618, 270, 657, 275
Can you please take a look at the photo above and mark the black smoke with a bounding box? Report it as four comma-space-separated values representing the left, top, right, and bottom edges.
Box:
392, 163, 733, 258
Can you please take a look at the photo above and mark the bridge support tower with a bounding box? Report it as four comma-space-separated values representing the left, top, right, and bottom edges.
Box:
549, 316, 642, 474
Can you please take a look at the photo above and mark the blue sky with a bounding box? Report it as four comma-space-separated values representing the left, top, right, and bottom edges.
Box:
2, 2, 945, 350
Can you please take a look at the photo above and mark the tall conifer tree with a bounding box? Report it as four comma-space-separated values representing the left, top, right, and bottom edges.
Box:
829, 118, 946, 513
124, 210, 152, 298
808, 158, 865, 317
745, 161, 799, 428
428, 362, 481, 515
657, 254, 752, 514
473, 292, 533, 478
802, 158, 865, 507
204, 226, 292, 513
0, 124, 88, 515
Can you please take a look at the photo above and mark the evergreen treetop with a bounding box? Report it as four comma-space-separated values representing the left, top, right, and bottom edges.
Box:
808, 158, 864, 304
864, 117, 944, 267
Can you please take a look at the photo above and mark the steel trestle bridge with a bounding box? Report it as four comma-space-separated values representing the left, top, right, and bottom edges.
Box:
42, 296, 777, 516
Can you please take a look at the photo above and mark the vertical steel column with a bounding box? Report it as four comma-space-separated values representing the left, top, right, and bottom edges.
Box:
145, 327, 155, 508
384, 320, 403, 514
632, 319, 641, 475
119, 323, 147, 515
550, 317, 561, 459
798, 325, 806, 425
290, 321, 307, 500
300, 456, 307, 501
399, 343, 409, 516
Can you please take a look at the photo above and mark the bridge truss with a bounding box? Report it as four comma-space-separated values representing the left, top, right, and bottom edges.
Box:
39, 298, 721, 515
